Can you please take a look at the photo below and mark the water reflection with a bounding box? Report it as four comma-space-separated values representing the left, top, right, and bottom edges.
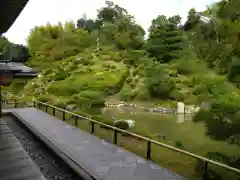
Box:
103, 107, 195, 123
176, 114, 194, 123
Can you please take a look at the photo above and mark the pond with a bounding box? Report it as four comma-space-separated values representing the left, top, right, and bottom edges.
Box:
101, 107, 240, 157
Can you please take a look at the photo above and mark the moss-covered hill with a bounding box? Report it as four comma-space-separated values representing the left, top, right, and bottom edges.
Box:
7, 46, 239, 115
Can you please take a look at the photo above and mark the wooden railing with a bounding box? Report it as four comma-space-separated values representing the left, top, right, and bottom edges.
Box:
2, 97, 240, 179
32, 100, 240, 180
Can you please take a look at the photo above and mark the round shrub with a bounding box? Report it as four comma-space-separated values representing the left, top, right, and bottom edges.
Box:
36, 95, 53, 103
110, 64, 117, 69
136, 88, 150, 100
119, 86, 135, 101
53, 99, 67, 109
170, 90, 185, 101
102, 63, 111, 69
54, 72, 68, 81
80, 58, 94, 65
114, 120, 129, 130
174, 140, 184, 149
87, 67, 93, 72
126, 77, 132, 84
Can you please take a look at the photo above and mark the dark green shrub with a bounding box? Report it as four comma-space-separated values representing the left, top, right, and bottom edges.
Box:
80, 58, 94, 65
135, 88, 150, 100
194, 95, 240, 142
126, 77, 132, 84
119, 86, 135, 101
132, 69, 137, 76
110, 64, 117, 69
176, 58, 206, 75
193, 109, 212, 123
102, 63, 111, 69
68, 64, 77, 71
148, 79, 175, 99
36, 95, 53, 103
55, 72, 68, 81
123, 58, 135, 66
43, 68, 52, 75
145, 62, 175, 99
78, 90, 104, 99
228, 56, 240, 86
129, 82, 135, 88
114, 120, 129, 130
170, 90, 185, 101
174, 140, 184, 149
74, 91, 105, 113
196, 152, 240, 180
53, 101, 66, 109
48, 81, 80, 96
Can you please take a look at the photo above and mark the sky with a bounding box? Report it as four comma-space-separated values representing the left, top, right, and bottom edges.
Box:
4, 0, 219, 45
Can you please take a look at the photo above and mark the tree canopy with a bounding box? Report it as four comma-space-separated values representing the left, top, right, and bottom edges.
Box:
0, 36, 29, 62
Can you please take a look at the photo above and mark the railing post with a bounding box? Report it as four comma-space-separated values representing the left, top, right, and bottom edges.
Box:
147, 141, 151, 160
203, 162, 209, 180
63, 110, 66, 121
14, 99, 17, 108
91, 122, 95, 134
113, 130, 118, 144
45, 106, 48, 112
52, 108, 55, 116
33, 101, 36, 108
74, 116, 78, 126
0, 86, 2, 118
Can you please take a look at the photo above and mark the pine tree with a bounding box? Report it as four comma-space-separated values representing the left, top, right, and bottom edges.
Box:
145, 15, 183, 63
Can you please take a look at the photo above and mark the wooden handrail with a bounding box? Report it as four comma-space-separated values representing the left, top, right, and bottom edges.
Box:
34, 100, 240, 174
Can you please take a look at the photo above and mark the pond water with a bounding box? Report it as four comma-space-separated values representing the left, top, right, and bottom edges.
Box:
101, 107, 240, 157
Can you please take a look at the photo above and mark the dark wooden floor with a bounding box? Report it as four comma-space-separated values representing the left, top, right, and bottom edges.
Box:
0, 116, 46, 180
10, 108, 187, 180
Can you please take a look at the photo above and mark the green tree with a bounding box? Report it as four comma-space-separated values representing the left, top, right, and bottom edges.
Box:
0, 36, 10, 54
0, 36, 28, 62
7, 44, 29, 62
96, 1, 145, 50
27, 22, 92, 68
145, 61, 175, 98
194, 93, 240, 145
77, 14, 100, 32
217, 0, 240, 21
228, 56, 240, 86
145, 15, 183, 63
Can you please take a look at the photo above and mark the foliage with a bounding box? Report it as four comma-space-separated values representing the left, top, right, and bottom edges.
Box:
194, 93, 240, 145
145, 15, 183, 63
145, 61, 175, 99
27, 22, 92, 69
174, 140, 184, 149
96, 1, 145, 50
119, 84, 135, 101
77, 14, 100, 32
114, 120, 129, 130
205, 152, 240, 180
228, 56, 240, 87
0, 36, 29, 62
